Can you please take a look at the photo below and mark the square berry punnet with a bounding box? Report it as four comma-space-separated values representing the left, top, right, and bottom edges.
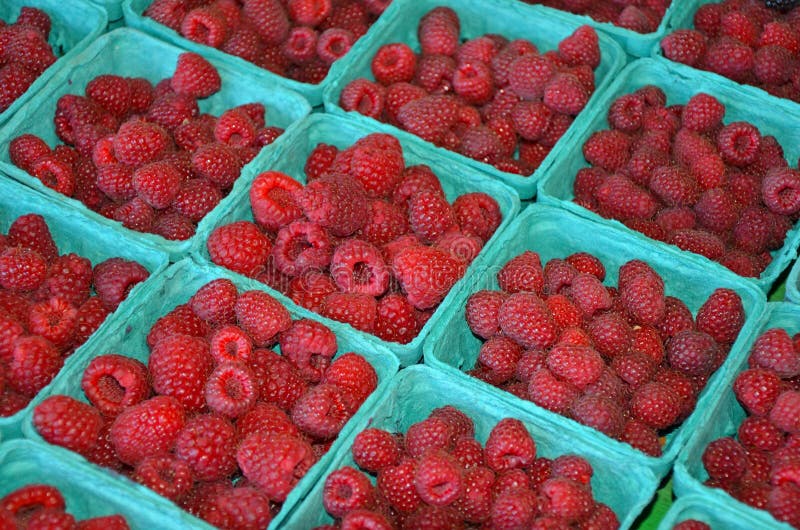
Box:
0, 439, 171, 528
673, 302, 800, 530
537, 58, 800, 294
19, 257, 398, 530
321, 0, 626, 200
424, 204, 767, 480
0, 1, 106, 127
0, 177, 167, 441
281, 365, 659, 530
192, 112, 521, 367
0, 28, 312, 261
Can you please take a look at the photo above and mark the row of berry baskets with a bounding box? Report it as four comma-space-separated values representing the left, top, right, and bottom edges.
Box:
1, 0, 800, 529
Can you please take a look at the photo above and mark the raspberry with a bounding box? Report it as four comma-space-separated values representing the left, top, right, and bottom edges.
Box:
207, 221, 271, 277
418, 7, 459, 57
146, 304, 210, 347
543, 73, 589, 116
0, 485, 65, 523
702, 436, 748, 485
755, 46, 793, 85
583, 130, 632, 173
392, 245, 463, 310
489, 489, 537, 529
413, 450, 463, 506
760, 21, 800, 53
454, 465, 494, 523
351, 427, 401, 473
323, 466, 376, 518
587, 312, 633, 358
272, 221, 333, 277
482, 417, 536, 473
132, 160, 182, 209
316, 28, 354, 65
85, 75, 131, 118
465, 290, 505, 340
397, 95, 459, 145
751, 328, 800, 378
453, 61, 494, 106
547, 344, 605, 389
214, 109, 256, 148
551, 455, 593, 485
96, 164, 135, 203
113, 197, 156, 232
477, 336, 523, 385
762, 167, 800, 215
571, 394, 626, 438
374, 293, 420, 344
682, 93, 724, 133
451, 192, 502, 244
180, 7, 229, 48
291, 383, 350, 440
236, 432, 314, 501
81, 354, 149, 417
73, 297, 109, 346
339, 78, 385, 119
497, 292, 557, 350
540, 477, 594, 523
133, 454, 193, 501
568, 273, 611, 317
506, 54, 555, 102
661, 30, 707, 67
497, 251, 544, 294
0, 63, 37, 112
738, 416, 784, 452
33, 395, 103, 456
631, 381, 681, 429
296, 174, 368, 237
110, 395, 186, 466
768, 483, 800, 528
7, 214, 57, 263
172, 179, 222, 223
282, 26, 318, 64
113, 120, 170, 166
323, 353, 377, 413
771, 391, 800, 434
8, 336, 62, 397
607, 93, 644, 133
92, 258, 149, 312
204, 361, 257, 418
558, 25, 600, 68
383, 82, 426, 125
718, 122, 761, 167
340, 509, 393, 529
620, 269, 665, 326
321, 292, 377, 332
694, 288, 744, 347
9, 134, 50, 173
377, 457, 423, 513
27, 296, 76, 350
407, 191, 457, 244
667, 330, 719, 377
734, 368, 782, 416
191, 142, 242, 188
372, 43, 417, 85
274, 319, 334, 382
359, 200, 409, 247
246, 172, 304, 234
458, 126, 504, 163
172, 413, 237, 482
620, 418, 662, 456
704, 38, 754, 83
611, 351, 657, 389
668, 229, 725, 261
733, 207, 774, 256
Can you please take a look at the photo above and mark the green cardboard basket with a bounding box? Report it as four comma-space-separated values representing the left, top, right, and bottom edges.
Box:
320, 0, 627, 200
122, 0, 389, 106
537, 58, 800, 294
672, 302, 797, 530
0, 439, 196, 529
656, 494, 792, 530
0, 177, 168, 442
0, 27, 312, 262
193, 112, 521, 367
0, 0, 106, 128
423, 204, 767, 480
19, 257, 399, 530
782, 258, 800, 304
280, 365, 658, 529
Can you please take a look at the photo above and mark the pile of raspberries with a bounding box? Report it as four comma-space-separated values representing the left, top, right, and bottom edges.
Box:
315, 408, 620, 529
465, 250, 746, 457
8, 52, 284, 242
145, 0, 390, 84
33, 278, 379, 529
207, 132, 502, 344
338, 7, 601, 176
661, 0, 800, 103
699, 326, 800, 528
1, 484, 131, 529
521, 0, 672, 34
0, 6, 56, 112
571, 87, 800, 278
0, 213, 149, 417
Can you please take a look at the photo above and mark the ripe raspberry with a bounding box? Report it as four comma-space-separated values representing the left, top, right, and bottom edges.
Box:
0, 485, 65, 524
668, 229, 725, 261
497, 251, 544, 294
667, 330, 720, 377
771, 391, 800, 434
0, 63, 37, 113
768, 483, 800, 528
278, 319, 336, 382
190, 142, 242, 188
9, 134, 50, 173
762, 167, 800, 216
338, 135, 405, 198
734, 368, 782, 416
133, 454, 193, 502
611, 351, 657, 389
497, 292, 558, 350
540, 477, 595, 523
452, 192, 502, 243
7, 214, 57, 263
547, 344, 605, 390
272, 221, 333, 277
81, 354, 149, 417
288, 270, 336, 313
465, 290, 504, 340
323, 353, 377, 412
543, 73, 589, 116
397, 95, 459, 145
661, 30, 707, 67
453, 61, 494, 106
236, 432, 315, 502
0, 246, 47, 292
583, 130, 632, 173
172, 413, 237, 482
339, 78, 385, 119
621, 419, 662, 456
85, 75, 131, 118
755, 46, 793, 85
702, 436, 748, 485
413, 450, 463, 506
92, 258, 149, 312
682, 93, 724, 133
631, 381, 681, 429
113, 120, 170, 166
489, 489, 537, 529
110, 395, 186, 466
323, 466, 376, 518
558, 25, 600, 68
649, 165, 701, 207
717, 122, 761, 167
568, 273, 611, 317
587, 312, 633, 358
180, 6, 229, 48
146, 304, 210, 347
738, 416, 784, 452
207, 221, 271, 277
374, 293, 420, 344
694, 288, 744, 346
418, 7, 459, 57
571, 394, 626, 438
505, 54, 555, 102
8, 336, 62, 397
291, 383, 350, 440
33, 395, 103, 457
392, 245, 463, 310
73, 297, 109, 346
352, 427, 401, 473
704, 37, 754, 83
453, 465, 494, 524
477, 336, 523, 385
27, 297, 76, 350
371, 43, 417, 85
113, 197, 156, 233
295, 174, 368, 237
214, 108, 256, 148
482, 417, 536, 473
750, 328, 800, 378
321, 292, 377, 332
359, 200, 409, 247
132, 161, 182, 209
204, 361, 258, 418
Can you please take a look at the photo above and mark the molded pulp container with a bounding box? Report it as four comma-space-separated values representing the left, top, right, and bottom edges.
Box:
0, 28, 312, 261
0, 0, 106, 127
424, 204, 767, 479
194, 112, 521, 367
656, 494, 792, 530
672, 302, 797, 530
122, 0, 389, 106
537, 58, 800, 294
782, 257, 800, 303
20, 257, 399, 530
280, 365, 659, 530
0, 177, 168, 441
0, 439, 191, 529
321, 0, 627, 199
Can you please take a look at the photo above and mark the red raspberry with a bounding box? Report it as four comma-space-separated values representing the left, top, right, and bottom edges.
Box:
339, 78, 385, 119
568, 273, 611, 317
558, 25, 600, 68
73, 297, 109, 346
453, 61, 494, 106
506, 54, 555, 102
734, 368, 781, 416
148, 333, 214, 414
551, 455, 593, 485
9, 134, 50, 173
337, 135, 405, 199
489, 489, 537, 529
668, 229, 725, 261
236, 432, 314, 502
702, 436, 748, 485
392, 245, 463, 310
359, 200, 409, 247
96, 164, 135, 203
755, 46, 793, 85
288, 270, 337, 313
738, 416, 784, 452
497, 251, 544, 294
207, 221, 270, 277
321, 292, 377, 332
110, 396, 185, 466
291, 383, 350, 440
621, 419, 662, 456
694, 188, 738, 233
620, 270, 665, 326
510, 101, 551, 142
465, 290, 504, 340
92, 258, 149, 312
543, 73, 589, 116
27, 297, 77, 350
583, 130, 632, 173
667, 330, 720, 377
547, 344, 604, 390
372, 43, 417, 85
180, 7, 229, 48
374, 292, 420, 344
305, 143, 338, 181
611, 351, 657, 389
458, 126, 504, 163
694, 288, 744, 347
30, 153, 76, 196
413, 450, 463, 507
704, 38, 754, 83
540, 477, 595, 523
661, 30, 707, 67
452, 436, 484, 470
352, 427, 401, 473
204, 361, 257, 418
771, 391, 800, 434
498, 292, 557, 350
750, 328, 800, 378
127, 77, 154, 113
649, 165, 701, 207
587, 312, 632, 358
718, 122, 761, 167
8, 336, 62, 397
768, 483, 800, 528
8, 214, 57, 262
323, 466, 376, 518
113, 197, 157, 233
682, 93, 724, 133
631, 381, 681, 429
323, 353, 377, 412
33, 395, 103, 457
173, 413, 237, 482
295, 174, 368, 237
404, 416, 453, 458
0, 247, 46, 292
233, 289, 290, 346
214, 109, 256, 148
132, 454, 193, 501
418, 7, 460, 57
383, 82, 426, 125
452, 192, 501, 243
132, 161, 182, 209
454, 465, 494, 523
113, 120, 170, 166
272, 221, 333, 277
571, 394, 626, 438
316, 28, 354, 65
171, 179, 222, 223
85, 75, 131, 118
282, 26, 318, 64
277, 319, 336, 382
0, 485, 65, 524
762, 167, 800, 216
190, 142, 242, 188
0, 63, 37, 112
484, 418, 536, 472
407, 191, 457, 244
237, 401, 301, 440
341, 509, 394, 529
477, 336, 523, 385
146, 304, 210, 348
397, 95, 459, 145
248, 350, 307, 412
76, 515, 130, 530
81, 354, 149, 417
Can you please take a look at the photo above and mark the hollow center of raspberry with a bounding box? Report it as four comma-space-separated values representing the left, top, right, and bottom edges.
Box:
157, 464, 177, 484
733, 134, 754, 154
223, 377, 245, 400
97, 375, 126, 403
288, 238, 312, 260
430, 479, 455, 497
39, 169, 58, 188
352, 262, 373, 285
225, 341, 241, 359
357, 95, 376, 114
327, 38, 347, 56
334, 484, 353, 501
